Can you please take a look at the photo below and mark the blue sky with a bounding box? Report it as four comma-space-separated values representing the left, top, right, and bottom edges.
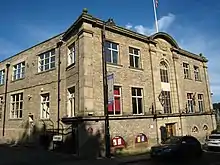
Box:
0, 0, 220, 102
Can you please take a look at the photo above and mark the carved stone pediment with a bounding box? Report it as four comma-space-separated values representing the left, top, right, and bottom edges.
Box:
157, 41, 168, 51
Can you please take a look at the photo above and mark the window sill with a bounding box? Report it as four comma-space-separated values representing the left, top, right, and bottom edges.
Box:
107, 62, 123, 68
40, 118, 50, 121
109, 114, 123, 117
195, 79, 202, 82
132, 113, 145, 116
0, 84, 4, 87
128, 66, 144, 71
66, 63, 76, 70
11, 77, 25, 83
36, 68, 56, 75
8, 118, 23, 121
184, 77, 192, 80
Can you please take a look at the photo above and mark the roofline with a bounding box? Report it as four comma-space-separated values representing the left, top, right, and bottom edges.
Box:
0, 32, 64, 64
63, 11, 207, 63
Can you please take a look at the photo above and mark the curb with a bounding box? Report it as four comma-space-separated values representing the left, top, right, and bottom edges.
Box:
117, 157, 151, 165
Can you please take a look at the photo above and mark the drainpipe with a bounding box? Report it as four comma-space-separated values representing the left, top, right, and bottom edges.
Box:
3, 62, 10, 137
56, 40, 63, 134
148, 43, 159, 144
172, 53, 183, 136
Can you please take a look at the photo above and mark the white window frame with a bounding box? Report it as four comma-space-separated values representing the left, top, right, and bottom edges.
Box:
10, 93, 23, 119
0, 70, 5, 85
131, 88, 143, 115
194, 66, 200, 81
38, 49, 55, 72
187, 93, 194, 113
68, 43, 75, 65
183, 63, 190, 79
0, 96, 3, 119
67, 87, 75, 117
109, 86, 122, 115
105, 41, 119, 64
40, 93, 50, 119
129, 47, 140, 68
13, 62, 25, 81
198, 94, 204, 112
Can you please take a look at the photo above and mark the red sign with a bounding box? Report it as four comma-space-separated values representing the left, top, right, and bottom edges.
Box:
135, 133, 148, 143
112, 136, 125, 147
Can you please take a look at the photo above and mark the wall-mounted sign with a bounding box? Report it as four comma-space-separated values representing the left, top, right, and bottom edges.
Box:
107, 73, 114, 104
112, 136, 125, 147
135, 133, 148, 143
53, 135, 62, 142
87, 127, 93, 134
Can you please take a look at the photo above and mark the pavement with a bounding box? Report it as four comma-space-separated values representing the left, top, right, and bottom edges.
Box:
0, 144, 150, 165
1, 144, 220, 165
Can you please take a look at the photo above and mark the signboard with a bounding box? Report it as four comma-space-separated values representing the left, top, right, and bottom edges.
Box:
107, 73, 114, 104
135, 133, 148, 143
53, 135, 63, 142
112, 136, 125, 148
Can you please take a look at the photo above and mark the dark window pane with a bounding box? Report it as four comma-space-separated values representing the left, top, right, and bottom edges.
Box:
50, 62, 55, 68
106, 53, 111, 63
129, 47, 133, 54
51, 56, 55, 62
45, 52, 50, 58
134, 56, 139, 68
105, 41, 111, 49
45, 58, 49, 64
138, 98, 143, 114
45, 64, 49, 70
132, 98, 137, 114
51, 49, 55, 55
130, 55, 134, 67
132, 88, 136, 96
134, 49, 139, 55
112, 43, 118, 50
137, 88, 142, 96
112, 51, 118, 64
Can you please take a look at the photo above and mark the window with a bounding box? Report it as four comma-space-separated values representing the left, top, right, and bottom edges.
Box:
0, 96, 3, 119
161, 91, 172, 113
13, 62, 25, 80
194, 66, 200, 81
10, 93, 23, 119
131, 88, 143, 114
129, 47, 140, 68
40, 93, 50, 119
108, 86, 121, 115
38, 49, 55, 72
198, 94, 204, 112
183, 63, 190, 79
105, 41, 119, 64
160, 62, 169, 83
0, 70, 5, 85
68, 43, 75, 65
67, 87, 75, 117
187, 93, 195, 113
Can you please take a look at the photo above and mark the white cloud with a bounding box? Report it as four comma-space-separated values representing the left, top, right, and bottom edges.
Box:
125, 23, 133, 30
125, 13, 220, 102
127, 13, 175, 35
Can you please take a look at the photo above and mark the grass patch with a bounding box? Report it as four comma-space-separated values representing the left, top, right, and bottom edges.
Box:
114, 147, 150, 157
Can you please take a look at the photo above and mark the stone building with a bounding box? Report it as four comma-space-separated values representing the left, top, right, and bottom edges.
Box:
0, 9, 216, 156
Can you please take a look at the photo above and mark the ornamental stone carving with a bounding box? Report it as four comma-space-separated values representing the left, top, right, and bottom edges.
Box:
157, 41, 168, 51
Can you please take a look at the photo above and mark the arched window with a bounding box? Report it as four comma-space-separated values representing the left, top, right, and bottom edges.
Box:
160, 61, 169, 83
192, 126, 199, 133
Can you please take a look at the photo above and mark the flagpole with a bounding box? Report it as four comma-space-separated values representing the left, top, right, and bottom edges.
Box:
152, 0, 159, 33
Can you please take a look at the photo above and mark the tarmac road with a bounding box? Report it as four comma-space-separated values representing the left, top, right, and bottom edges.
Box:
124, 151, 220, 165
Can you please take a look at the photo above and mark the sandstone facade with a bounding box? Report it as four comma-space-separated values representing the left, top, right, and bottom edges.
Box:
0, 10, 216, 155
